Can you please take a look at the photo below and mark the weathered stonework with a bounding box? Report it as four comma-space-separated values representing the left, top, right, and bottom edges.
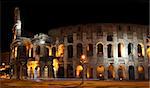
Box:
10, 7, 150, 80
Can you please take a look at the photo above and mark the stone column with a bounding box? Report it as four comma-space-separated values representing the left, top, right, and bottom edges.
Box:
104, 64, 108, 79
64, 37, 68, 78
133, 32, 138, 58
114, 64, 118, 80
83, 45, 87, 56
64, 47, 67, 78
73, 44, 77, 77
93, 43, 97, 79
103, 45, 107, 59
143, 33, 148, 79
12, 63, 17, 79
93, 65, 97, 79
134, 65, 138, 80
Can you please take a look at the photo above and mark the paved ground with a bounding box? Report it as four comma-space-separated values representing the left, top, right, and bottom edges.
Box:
0, 79, 149, 88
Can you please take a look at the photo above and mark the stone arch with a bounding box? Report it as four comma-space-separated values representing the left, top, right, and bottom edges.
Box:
67, 64, 73, 78
36, 45, 40, 55
77, 43, 83, 58
96, 43, 103, 57
97, 65, 105, 79
57, 44, 64, 57
118, 43, 125, 57
128, 65, 135, 80
137, 43, 144, 57
108, 63, 115, 79
128, 43, 133, 55
107, 44, 113, 58
52, 47, 56, 57
87, 44, 93, 56
137, 65, 145, 80
147, 47, 150, 63
117, 65, 126, 80
45, 47, 49, 57
57, 66, 64, 78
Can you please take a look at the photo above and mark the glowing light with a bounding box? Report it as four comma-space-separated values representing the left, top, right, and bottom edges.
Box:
27, 61, 38, 71
2, 63, 5, 66
147, 48, 150, 59
44, 66, 48, 78
81, 55, 85, 59
29, 48, 31, 57
142, 46, 145, 57
27, 61, 38, 78
97, 65, 105, 73
49, 48, 52, 56
121, 43, 125, 57
138, 66, 144, 73
100, 74, 102, 77
76, 65, 83, 77
40, 40, 45, 44
14, 47, 17, 58
37, 67, 40, 77
16, 20, 21, 29
56, 44, 64, 57
120, 78, 123, 81
87, 68, 90, 78
53, 59, 59, 78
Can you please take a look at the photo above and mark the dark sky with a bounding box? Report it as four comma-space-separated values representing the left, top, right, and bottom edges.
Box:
1, 0, 149, 52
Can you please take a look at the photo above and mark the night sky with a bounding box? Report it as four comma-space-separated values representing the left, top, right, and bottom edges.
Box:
1, 0, 149, 52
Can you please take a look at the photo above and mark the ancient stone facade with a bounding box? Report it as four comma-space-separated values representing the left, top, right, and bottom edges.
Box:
10, 7, 150, 80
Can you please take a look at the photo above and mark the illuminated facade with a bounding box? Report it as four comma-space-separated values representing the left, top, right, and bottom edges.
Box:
10, 7, 150, 80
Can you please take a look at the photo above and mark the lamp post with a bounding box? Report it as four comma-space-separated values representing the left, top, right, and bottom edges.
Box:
80, 55, 86, 85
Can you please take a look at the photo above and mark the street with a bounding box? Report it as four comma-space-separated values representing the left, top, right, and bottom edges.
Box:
0, 79, 149, 88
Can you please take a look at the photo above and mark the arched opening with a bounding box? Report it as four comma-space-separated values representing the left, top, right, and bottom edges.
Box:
57, 67, 64, 78
76, 65, 83, 78
118, 43, 125, 57
107, 44, 113, 58
45, 48, 49, 57
118, 43, 121, 57
97, 43, 103, 57
67, 64, 74, 78
97, 65, 105, 79
128, 43, 133, 55
67, 45, 73, 58
52, 47, 56, 57
53, 59, 59, 78
57, 44, 64, 57
36, 45, 40, 55
44, 66, 48, 78
137, 65, 145, 80
137, 44, 144, 57
77, 43, 83, 58
87, 44, 93, 56
108, 63, 115, 79
29, 48, 33, 57
147, 47, 150, 63
107, 33, 113, 41
128, 65, 135, 80
117, 65, 126, 80
89, 67, 93, 78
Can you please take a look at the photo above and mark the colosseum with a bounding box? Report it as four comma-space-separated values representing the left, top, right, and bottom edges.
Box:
10, 7, 150, 80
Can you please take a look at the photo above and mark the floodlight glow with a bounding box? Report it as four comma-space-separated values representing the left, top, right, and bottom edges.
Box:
40, 40, 45, 44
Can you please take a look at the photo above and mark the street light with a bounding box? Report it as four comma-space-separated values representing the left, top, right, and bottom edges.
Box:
80, 54, 87, 85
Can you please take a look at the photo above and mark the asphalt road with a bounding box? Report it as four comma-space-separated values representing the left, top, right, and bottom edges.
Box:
0, 79, 149, 88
